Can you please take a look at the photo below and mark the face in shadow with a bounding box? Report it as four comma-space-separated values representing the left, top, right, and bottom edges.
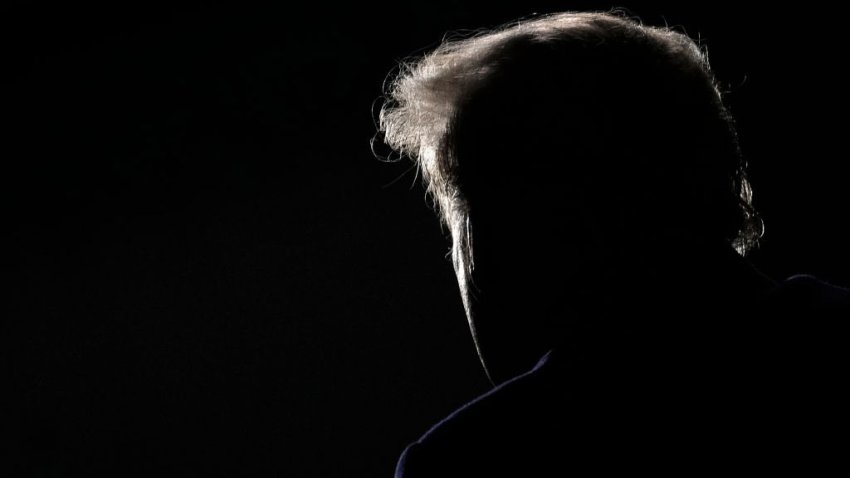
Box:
440, 32, 754, 383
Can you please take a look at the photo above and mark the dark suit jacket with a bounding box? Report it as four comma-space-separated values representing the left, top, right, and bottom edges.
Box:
395, 274, 850, 477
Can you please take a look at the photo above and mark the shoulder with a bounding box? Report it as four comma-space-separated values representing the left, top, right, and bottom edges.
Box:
781, 274, 850, 299
765, 274, 850, 310
394, 351, 565, 477
753, 273, 849, 408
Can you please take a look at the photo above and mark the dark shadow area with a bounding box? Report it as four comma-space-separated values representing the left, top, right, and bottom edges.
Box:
3, 2, 848, 476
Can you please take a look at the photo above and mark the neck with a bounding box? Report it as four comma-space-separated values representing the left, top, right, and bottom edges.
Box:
554, 239, 775, 365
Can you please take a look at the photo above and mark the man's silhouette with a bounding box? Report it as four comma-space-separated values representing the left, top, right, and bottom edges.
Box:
376, 11, 848, 476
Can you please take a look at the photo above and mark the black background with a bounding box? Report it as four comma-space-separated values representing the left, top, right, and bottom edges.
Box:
4, 1, 848, 476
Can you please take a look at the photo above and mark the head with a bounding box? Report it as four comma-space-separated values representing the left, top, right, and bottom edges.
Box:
376, 11, 762, 383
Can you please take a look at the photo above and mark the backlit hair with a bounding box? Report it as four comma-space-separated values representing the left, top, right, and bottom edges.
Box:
376, 11, 763, 284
